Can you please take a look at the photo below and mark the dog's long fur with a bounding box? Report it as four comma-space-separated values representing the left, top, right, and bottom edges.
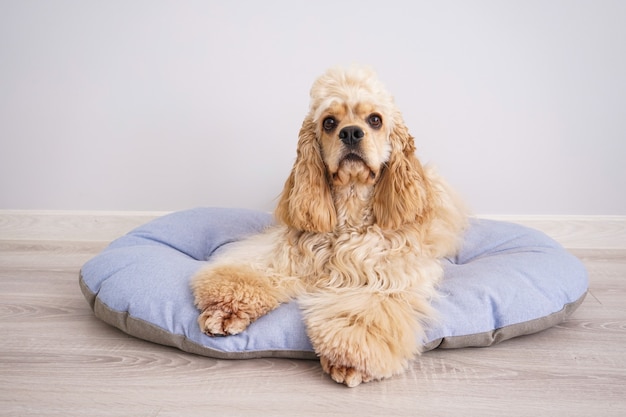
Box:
192, 66, 467, 387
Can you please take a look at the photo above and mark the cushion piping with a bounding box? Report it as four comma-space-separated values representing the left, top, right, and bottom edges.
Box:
79, 273, 318, 360
423, 291, 587, 350
80, 272, 587, 359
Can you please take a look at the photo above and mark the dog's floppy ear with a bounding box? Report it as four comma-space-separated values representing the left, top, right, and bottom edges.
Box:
373, 117, 433, 230
275, 117, 337, 233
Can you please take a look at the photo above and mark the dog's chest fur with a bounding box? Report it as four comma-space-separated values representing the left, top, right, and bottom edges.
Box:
287, 180, 423, 291
331, 181, 375, 233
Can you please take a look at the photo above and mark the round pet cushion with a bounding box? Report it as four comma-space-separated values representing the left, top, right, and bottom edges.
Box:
79, 207, 588, 359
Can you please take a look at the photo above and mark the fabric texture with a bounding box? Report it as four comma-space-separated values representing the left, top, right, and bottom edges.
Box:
79, 207, 588, 359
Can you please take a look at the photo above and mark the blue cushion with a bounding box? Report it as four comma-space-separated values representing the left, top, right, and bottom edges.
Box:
79, 207, 588, 358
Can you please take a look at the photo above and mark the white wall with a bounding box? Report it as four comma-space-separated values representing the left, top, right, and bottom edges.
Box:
1, 0, 625, 215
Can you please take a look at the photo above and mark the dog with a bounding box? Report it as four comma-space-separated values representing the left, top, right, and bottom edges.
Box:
192, 66, 467, 387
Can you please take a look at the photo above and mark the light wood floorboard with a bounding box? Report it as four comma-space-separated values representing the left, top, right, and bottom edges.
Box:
1, 227, 625, 416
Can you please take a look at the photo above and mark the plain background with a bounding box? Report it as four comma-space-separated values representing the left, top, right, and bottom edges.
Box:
1, 0, 624, 215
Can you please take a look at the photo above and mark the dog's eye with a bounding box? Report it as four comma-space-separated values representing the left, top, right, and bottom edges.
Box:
367, 114, 382, 129
322, 117, 337, 132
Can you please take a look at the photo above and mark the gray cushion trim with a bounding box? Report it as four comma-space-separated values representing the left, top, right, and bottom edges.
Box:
79, 273, 318, 360
423, 291, 587, 351
81, 272, 586, 359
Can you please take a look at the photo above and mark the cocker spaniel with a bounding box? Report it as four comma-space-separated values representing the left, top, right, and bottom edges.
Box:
192, 66, 467, 387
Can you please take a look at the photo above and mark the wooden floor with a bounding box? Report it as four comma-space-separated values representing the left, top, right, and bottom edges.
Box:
1, 215, 625, 416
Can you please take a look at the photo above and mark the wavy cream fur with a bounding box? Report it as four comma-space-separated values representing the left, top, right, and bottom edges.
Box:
192, 66, 467, 387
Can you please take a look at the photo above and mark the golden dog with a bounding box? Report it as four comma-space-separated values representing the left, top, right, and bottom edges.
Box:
192, 66, 467, 387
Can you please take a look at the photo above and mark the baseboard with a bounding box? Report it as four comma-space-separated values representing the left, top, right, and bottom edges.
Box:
477, 215, 626, 250
0, 210, 168, 242
0, 210, 624, 250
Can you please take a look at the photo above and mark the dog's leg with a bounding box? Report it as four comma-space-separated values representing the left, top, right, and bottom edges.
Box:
192, 265, 291, 336
301, 291, 429, 387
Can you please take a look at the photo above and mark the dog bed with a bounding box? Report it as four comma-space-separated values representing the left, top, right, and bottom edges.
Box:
79, 207, 588, 359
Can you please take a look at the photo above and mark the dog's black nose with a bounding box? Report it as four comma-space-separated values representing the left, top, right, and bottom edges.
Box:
339, 126, 364, 146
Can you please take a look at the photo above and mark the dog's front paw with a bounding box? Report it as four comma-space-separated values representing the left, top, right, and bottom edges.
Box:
302, 291, 424, 387
320, 356, 372, 388
192, 265, 281, 337
198, 304, 254, 336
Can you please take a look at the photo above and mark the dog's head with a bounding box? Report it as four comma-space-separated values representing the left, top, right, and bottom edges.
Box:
276, 66, 432, 233
310, 67, 395, 187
